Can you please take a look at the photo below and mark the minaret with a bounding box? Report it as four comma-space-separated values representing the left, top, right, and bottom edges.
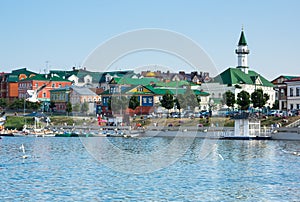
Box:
235, 28, 250, 74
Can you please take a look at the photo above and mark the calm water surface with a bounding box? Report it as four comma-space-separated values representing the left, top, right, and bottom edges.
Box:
1, 136, 300, 201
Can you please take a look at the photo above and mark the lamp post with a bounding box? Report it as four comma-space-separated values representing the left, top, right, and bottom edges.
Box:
209, 99, 214, 117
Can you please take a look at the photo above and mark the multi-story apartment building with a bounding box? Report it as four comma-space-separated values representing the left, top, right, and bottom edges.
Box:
285, 77, 300, 111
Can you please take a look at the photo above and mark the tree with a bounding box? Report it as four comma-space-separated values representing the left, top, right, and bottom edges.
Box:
26, 101, 41, 111
128, 96, 140, 110
160, 91, 174, 116
175, 87, 199, 112
0, 98, 7, 109
223, 91, 235, 109
66, 102, 72, 116
184, 86, 199, 110
175, 94, 186, 111
237, 90, 250, 110
109, 96, 128, 114
81, 102, 89, 115
251, 88, 270, 108
272, 100, 279, 109
9, 99, 24, 111
73, 103, 81, 112
49, 101, 56, 112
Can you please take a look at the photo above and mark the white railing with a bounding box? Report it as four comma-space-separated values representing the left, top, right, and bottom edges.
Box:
286, 118, 300, 128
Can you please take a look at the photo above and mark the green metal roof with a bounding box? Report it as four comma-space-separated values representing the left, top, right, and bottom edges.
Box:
11, 68, 36, 75
168, 89, 210, 96
7, 74, 19, 82
6, 68, 37, 82
101, 84, 210, 97
214, 68, 274, 87
238, 30, 247, 46
49, 70, 78, 78
98, 70, 134, 83
144, 85, 169, 95
22, 74, 71, 82
283, 76, 298, 80
110, 77, 159, 85
155, 80, 191, 88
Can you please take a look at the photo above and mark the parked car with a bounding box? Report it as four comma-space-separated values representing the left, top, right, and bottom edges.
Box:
200, 110, 210, 117
267, 110, 276, 116
291, 110, 300, 116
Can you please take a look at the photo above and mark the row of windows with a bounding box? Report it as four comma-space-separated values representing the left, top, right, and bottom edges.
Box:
19, 92, 47, 98
290, 104, 300, 110
19, 83, 63, 88
290, 87, 300, 97
70, 97, 101, 102
82, 98, 101, 102
19, 83, 32, 88
51, 94, 67, 101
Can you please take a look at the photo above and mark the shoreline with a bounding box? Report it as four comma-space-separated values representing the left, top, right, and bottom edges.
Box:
1, 124, 300, 140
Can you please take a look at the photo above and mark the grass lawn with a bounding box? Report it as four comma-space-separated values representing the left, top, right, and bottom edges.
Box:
3, 114, 300, 131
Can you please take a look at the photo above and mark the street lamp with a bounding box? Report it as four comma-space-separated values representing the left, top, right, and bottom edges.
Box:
209, 99, 214, 117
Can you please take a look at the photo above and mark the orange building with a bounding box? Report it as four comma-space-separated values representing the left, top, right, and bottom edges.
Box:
0, 68, 36, 101
18, 74, 72, 102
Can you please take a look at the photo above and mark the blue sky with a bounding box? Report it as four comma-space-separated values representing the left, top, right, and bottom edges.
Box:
1, 0, 299, 79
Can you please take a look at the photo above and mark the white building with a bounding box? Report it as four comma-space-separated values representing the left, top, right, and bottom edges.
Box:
285, 77, 300, 110
201, 29, 275, 109
69, 86, 101, 114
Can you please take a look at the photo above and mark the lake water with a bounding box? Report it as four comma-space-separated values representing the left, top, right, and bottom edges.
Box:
1, 136, 300, 201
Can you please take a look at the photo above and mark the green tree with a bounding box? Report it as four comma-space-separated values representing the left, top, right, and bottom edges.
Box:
272, 100, 279, 109
160, 91, 174, 117
184, 86, 199, 110
73, 103, 81, 112
24, 99, 40, 111
81, 102, 89, 115
175, 94, 186, 111
9, 99, 23, 110
251, 89, 270, 108
49, 101, 56, 112
175, 87, 199, 112
66, 102, 72, 116
128, 95, 140, 110
0, 98, 7, 109
109, 96, 128, 114
223, 91, 236, 109
237, 90, 250, 110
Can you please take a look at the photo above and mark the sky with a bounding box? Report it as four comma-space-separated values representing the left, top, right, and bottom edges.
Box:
1, 0, 300, 79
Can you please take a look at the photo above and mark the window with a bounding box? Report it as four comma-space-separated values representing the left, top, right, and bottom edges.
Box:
59, 84, 62, 88
290, 88, 294, 96
52, 83, 55, 88
280, 89, 285, 97
297, 104, 300, 109
43, 93, 46, 98
296, 87, 300, 96
290, 104, 294, 110
36, 83, 38, 88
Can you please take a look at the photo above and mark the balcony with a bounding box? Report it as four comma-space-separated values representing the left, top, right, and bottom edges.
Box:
235, 49, 249, 54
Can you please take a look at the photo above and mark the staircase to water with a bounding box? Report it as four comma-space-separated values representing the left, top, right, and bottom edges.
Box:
286, 117, 300, 128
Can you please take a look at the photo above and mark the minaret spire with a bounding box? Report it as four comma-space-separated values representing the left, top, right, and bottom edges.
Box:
235, 27, 250, 74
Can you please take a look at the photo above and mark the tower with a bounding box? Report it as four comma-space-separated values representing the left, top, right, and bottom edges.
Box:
235, 28, 250, 74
